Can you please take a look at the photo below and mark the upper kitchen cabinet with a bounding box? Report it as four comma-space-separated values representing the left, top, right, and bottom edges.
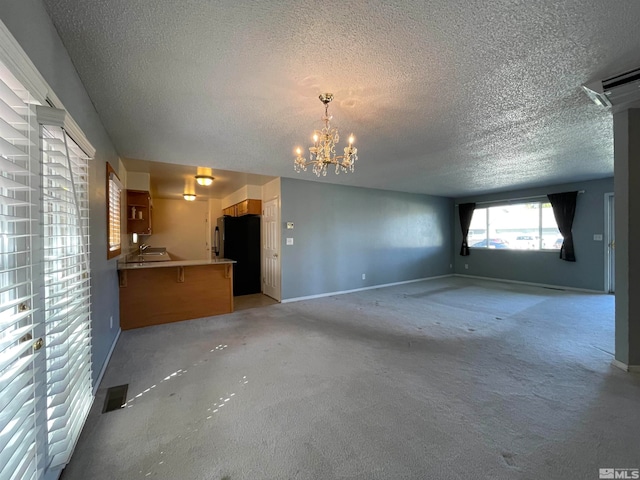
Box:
224, 199, 262, 217
127, 189, 152, 234
237, 199, 261, 216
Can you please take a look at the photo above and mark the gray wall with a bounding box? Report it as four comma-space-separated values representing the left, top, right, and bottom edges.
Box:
280, 178, 454, 300
0, 1, 122, 386
453, 177, 614, 291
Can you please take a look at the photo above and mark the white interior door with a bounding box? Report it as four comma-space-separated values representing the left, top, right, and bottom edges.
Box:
262, 197, 281, 301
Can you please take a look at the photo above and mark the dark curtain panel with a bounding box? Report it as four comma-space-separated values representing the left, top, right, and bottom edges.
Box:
458, 203, 476, 256
547, 191, 578, 262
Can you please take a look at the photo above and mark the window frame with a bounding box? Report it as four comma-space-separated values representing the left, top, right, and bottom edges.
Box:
468, 200, 562, 252
106, 162, 123, 259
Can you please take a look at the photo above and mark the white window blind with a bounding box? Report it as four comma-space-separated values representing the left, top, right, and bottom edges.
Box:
40, 119, 93, 469
0, 64, 42, 480
107, 163, 122, 258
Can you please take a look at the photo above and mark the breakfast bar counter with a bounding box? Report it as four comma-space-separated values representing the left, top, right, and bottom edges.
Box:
117, 258, 236, 330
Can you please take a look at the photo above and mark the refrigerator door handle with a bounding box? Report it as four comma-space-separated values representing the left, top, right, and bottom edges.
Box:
214, 226, 220, 256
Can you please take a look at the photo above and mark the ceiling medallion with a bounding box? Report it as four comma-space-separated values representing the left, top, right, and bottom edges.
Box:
294, 93, 358, 176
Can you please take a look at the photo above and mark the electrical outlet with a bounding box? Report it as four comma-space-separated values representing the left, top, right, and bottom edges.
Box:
362, 273, 366, 280
450, 264, 453, 268
286, 222, 294, 229
465, 264, 469, 270
110, 316, 113, 329
286, 237, 294, 245
593, 234, 603, 241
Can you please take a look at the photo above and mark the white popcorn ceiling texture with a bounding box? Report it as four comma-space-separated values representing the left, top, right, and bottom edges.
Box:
42, 0, 640, 196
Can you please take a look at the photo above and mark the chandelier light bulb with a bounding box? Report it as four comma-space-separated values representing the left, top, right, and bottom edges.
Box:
296, 147, 302, 155
348, 134, 355, 144
313, 134, 318, 143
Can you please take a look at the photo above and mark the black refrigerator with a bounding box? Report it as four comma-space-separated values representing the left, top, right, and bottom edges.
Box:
214, 215, 261, 296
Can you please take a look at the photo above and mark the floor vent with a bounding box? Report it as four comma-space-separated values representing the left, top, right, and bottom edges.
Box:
103, 384, 129, 413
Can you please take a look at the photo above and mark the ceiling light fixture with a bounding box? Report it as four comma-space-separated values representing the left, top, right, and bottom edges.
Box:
294, 93, 358, 176
195, 175, 214, 186
183, 193, 196, 201
195, 167, 215, 186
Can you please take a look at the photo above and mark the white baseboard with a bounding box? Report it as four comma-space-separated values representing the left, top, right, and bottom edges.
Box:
281, 274, 454, 303
453, 274, 605, 294
611, 359, 640, 373
93, 328, 121, 395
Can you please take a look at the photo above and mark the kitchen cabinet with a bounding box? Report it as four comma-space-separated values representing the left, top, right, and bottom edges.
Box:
126, 189, 152, 234
237, 199, 261, 215
223, 199, 261, 217
118, 259, 235, 330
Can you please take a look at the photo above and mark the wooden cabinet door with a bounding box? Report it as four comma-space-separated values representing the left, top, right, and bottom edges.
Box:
247, 199, 262, 215
237, 200, 248, 216
126, 190, 152, 234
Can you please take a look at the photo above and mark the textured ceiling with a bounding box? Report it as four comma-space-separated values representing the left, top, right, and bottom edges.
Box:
42, 0, 640, 197
121, 158, 275, 201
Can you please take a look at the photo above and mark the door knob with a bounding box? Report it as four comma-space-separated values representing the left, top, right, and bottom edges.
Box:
273, 253, 278, 258
33, 338, 44, 351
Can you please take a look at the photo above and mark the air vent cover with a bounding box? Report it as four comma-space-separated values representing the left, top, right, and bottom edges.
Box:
102, 384, 128, 413
583, 67, 640, 109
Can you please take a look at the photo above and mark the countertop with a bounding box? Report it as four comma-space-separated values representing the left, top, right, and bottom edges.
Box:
118, 258, 237, 270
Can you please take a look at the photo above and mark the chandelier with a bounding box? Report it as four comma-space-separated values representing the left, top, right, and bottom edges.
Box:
294, 93, 358, 176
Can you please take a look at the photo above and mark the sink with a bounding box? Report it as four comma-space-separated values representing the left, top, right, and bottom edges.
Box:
125, 249, 171, 263
142, 247, 166, 254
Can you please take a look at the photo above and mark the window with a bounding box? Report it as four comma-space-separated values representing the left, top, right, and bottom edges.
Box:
469, 201, 562, 250
40, 120, 93, 469
0, 60, 41, 480
0, 23, 96, 479
106, 162, 122, 259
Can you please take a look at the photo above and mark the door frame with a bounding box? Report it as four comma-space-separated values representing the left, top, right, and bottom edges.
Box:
604, 192, 615, 294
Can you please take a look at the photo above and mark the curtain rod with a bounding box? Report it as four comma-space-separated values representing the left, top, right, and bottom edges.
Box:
455, 190, 584, 207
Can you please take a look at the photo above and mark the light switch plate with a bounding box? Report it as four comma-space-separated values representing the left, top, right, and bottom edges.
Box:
286, 222, 294, 229
286, 237, 294, 245
593, 234, 603, 241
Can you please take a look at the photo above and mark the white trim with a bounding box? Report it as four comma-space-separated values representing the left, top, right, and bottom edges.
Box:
46, 99, 96, 157
281, 275, 454, 303
0, 20, 96, 158
93, 328, 121, 395
611, 359, 640, 373
453, 274, 605, 294
0, 19, 48, 103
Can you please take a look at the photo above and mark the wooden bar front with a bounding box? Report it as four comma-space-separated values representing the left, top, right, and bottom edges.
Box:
119, 263, 233, 330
